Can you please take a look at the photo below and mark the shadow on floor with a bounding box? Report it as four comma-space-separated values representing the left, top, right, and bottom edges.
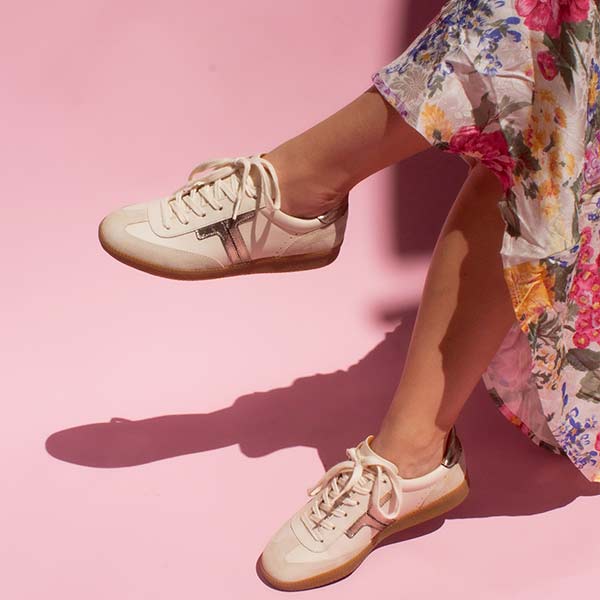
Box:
46, 308, 600, 528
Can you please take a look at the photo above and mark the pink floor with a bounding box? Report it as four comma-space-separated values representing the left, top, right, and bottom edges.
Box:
4, 1, 600, 598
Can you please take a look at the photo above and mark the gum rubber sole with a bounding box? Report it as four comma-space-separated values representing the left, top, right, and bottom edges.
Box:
99, 229, 342, 281
257, 473, 470, 592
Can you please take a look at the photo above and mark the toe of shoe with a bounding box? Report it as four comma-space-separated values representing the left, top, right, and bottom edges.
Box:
98, 204, 146, 255
259, 521, 348, 590
98, 204, 224, 278
259, 521, 310, 588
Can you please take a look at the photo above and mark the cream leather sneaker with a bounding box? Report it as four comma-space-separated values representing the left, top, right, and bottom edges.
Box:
258, 427, 469, 591
99, 155, 348, 280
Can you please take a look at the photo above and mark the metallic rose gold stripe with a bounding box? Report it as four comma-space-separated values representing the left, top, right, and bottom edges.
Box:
194, 210, 257, 265
227, 222, 252, 263
345, 490, 395, 539
222, 228, 243, 264
345, 511, 390, 539
380, 490, 392, 506
194, 221, 240, 264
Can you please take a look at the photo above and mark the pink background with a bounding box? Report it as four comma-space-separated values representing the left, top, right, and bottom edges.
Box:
4, 1, 600, 597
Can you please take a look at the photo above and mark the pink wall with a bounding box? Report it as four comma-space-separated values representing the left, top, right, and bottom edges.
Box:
3, 1, 599, 598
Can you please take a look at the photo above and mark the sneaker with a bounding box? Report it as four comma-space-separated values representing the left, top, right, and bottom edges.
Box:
98, 155, 348, 280
257, 426, 469, 591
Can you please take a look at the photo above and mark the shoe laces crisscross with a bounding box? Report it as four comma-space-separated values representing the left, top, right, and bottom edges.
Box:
159, 155, 281, 229
302, 446, 403, 543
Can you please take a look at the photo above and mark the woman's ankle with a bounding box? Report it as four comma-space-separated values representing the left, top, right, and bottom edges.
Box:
264, 149, 350, 219
370, 427, 449, 479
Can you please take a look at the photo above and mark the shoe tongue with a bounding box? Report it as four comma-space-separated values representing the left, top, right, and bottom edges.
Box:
356, 436, 399, 475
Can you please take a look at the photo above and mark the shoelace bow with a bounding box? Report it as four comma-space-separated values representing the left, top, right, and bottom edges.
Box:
303, 446, 403, 543
159, 155, 281, 229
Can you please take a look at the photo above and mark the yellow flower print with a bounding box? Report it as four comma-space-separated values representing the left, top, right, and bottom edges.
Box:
539, 179, 561, 198
589, 70, 599, 109
554, 106, 567, 128
420, 103, 452, 140
553, 128, 564, 148
531, 127, 550, 155
530, 127, 548, 154
539, 89, 556, 104
504, 261, 556, 332
565, 153, 576, 176
541, 197, 559, 218
548, 149, 561, 178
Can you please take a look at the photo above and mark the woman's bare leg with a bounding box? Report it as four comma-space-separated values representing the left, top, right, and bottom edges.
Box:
265, 86, 432, 218
371, 162, 516, 477
264, 85, 516, 478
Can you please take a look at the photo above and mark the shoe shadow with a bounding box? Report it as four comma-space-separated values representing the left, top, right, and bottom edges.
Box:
46, 308, 600, 538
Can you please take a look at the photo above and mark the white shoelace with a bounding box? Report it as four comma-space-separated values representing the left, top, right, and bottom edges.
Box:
159, 155, 281, 229
303, 446, 403, 543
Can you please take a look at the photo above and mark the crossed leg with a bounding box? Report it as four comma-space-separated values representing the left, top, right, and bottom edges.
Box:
264, 86, 516, 477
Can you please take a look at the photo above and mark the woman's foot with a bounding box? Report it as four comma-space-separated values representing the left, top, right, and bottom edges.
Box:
98, 154, 349, 280
370, 427, 450, 478
257, 427, 469, 591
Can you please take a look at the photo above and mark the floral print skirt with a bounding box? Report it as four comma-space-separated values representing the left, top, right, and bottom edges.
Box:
372, 0, 600, 482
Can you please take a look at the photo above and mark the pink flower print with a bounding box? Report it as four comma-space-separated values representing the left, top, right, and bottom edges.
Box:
574, 330, 591, 348
516, 0, 590, 38
576, 311, 592, 330
595, 432, 600, 452
516, 0, 562, 37
537, 51, 559, 80
580, 226, 593, 247
580, 244, 595, 263
584, 133, 600, 191
569, 256, 600, 308
591, 307, 600, 326
589, 329, 600, 344
448, 126, 515, 191
561, 0, 590, 23
575, 289, 591, 308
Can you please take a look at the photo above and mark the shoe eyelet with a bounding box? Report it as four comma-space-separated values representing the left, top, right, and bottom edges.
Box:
201, 213, 207, 217
219, 207, 224, 211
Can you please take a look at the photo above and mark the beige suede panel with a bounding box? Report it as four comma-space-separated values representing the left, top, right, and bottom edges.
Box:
99, 207, 224, 272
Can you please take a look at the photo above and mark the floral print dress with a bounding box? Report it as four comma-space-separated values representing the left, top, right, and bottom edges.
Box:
372, 0, 600, 482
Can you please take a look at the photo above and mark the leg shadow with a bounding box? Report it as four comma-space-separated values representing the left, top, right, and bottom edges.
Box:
47, 308, 600, 525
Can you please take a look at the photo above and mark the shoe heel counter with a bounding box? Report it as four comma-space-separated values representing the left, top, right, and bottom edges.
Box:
444, 426, 468, 481
282, 202, 348, 257
332, 201, 349, 247
419, 429, 468, 508
444, 430, 468, 492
